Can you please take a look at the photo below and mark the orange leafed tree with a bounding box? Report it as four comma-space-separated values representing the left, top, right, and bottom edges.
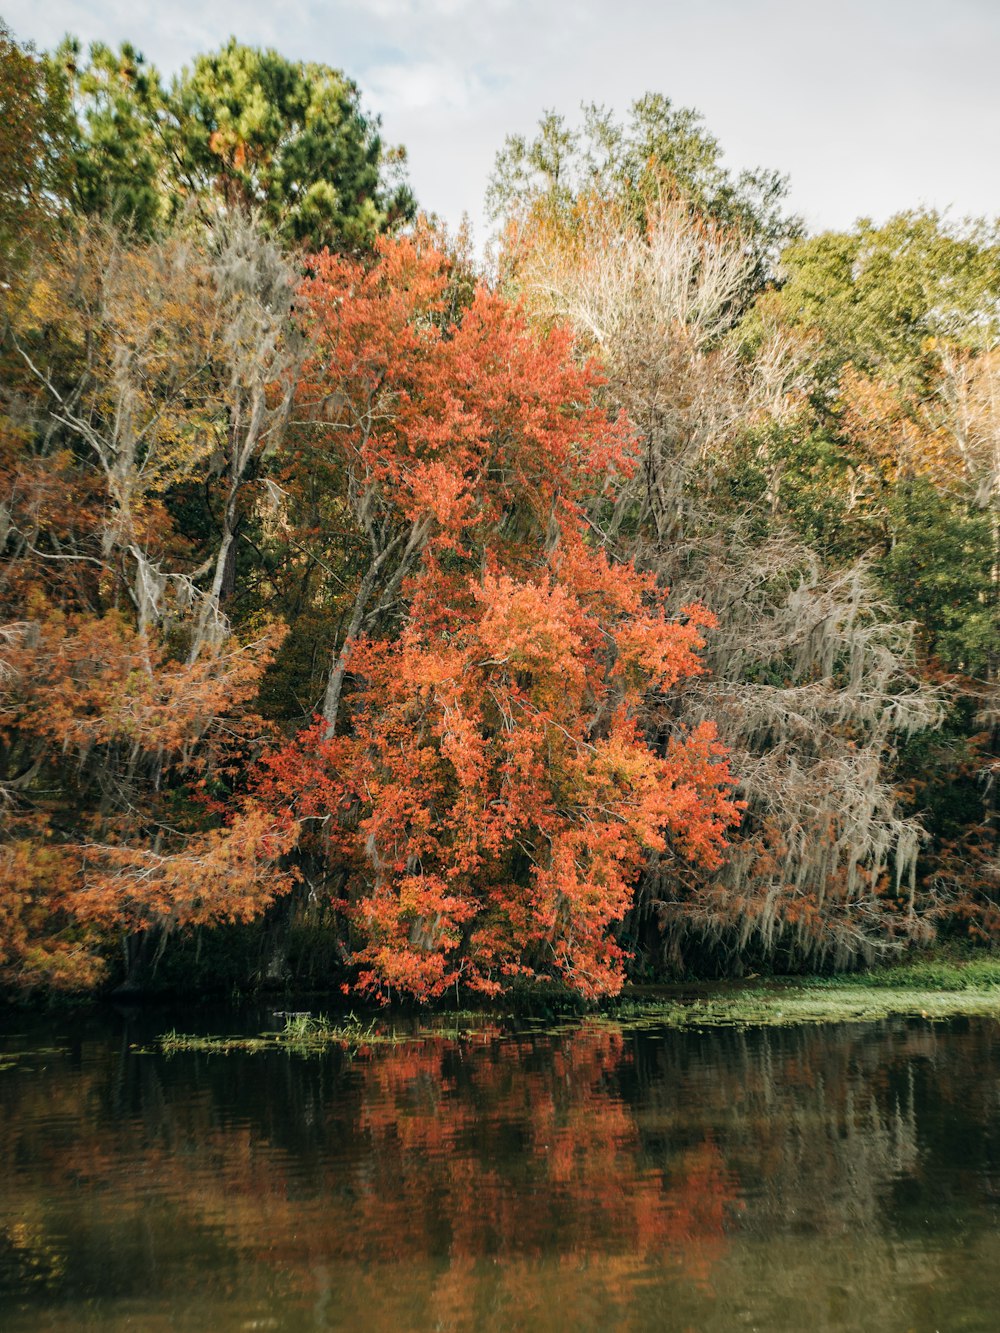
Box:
0, 219, 301, 990
292, 230, 627, 731
260, 235, 740, 1001
0, 608, 296, 988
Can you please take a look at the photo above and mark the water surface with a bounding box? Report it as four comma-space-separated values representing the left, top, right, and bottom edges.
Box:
2, 1007, 999, 1330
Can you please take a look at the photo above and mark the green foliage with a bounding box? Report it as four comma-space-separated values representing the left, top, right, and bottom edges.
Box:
0, 24, 71, 269
51, 38, 165, 233
171, 39, 415, 248
771, 212, 1000, 384
47, 34, 414, 247
716, 418, 867, 558
882, 479, 996, 674
807, 958, 1000, 990
489, 94, 800, 285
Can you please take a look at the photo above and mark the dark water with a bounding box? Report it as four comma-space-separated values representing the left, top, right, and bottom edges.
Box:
2, 1008, 1000, 1331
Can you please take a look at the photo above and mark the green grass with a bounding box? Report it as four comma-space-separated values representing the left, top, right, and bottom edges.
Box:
608, 985, 1000, 1029
608, 958, 1000, 1027
801, 959, 1000, 992
159, 1012, 410, 1055
152, 961, 1000, 1055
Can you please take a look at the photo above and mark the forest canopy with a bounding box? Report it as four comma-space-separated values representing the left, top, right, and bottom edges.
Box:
1, 19, 998, 1000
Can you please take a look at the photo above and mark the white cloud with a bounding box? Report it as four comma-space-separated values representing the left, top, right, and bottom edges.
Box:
347, 0, 502, 17
364, 59, 484, 112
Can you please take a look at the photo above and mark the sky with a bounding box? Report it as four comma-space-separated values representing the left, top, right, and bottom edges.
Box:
8, 0, 1000, 250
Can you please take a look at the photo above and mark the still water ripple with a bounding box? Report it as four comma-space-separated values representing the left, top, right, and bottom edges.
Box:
1, 1011, 999, 1330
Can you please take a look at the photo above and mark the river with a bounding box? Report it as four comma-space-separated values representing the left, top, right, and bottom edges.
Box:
2, 1006, 999, 1330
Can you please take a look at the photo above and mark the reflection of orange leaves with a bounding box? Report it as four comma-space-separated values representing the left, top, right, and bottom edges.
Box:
335, 1025, 741, 1292
661, 1138, 741, 1285
0, 1021, 747, 1326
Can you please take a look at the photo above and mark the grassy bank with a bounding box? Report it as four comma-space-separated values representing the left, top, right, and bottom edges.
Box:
614, 985, 1000, 1029
801, 958, 1000, 991
611, 958, 1000, 1028
149, 960, 1000, 1055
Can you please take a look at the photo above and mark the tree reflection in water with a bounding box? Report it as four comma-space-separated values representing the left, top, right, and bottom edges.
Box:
1, 1014, 999, 1330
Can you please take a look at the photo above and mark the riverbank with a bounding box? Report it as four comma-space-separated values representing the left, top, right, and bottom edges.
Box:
141, 959, 1000, 1055
7, 955, 1000, 1029
615, 957, 1000, 1026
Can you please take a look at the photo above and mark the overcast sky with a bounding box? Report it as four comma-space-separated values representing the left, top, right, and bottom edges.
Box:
8, 0, 1000, 249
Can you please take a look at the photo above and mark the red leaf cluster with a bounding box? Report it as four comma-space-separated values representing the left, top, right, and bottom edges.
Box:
259, 237, 741, 1000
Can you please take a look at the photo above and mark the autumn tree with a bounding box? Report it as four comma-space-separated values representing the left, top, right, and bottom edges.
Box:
7, 215, 302, 650
489, 96, 801, 293
292, 229, 627, 733
256, 235, 740, 999
766, 212, 1000, 940
0, 217, 303, 989
262, 565, 738, 1001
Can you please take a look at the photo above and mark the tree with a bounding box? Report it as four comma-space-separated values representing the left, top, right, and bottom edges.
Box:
295, 231, 626, 733
768, 212, 1000, 388
775, 214, 1000, 940
48, 35, 415, 248
258, 237, 740, 999
8, 215, 301, 656
0, 218, 302, 989
171, 39, 415, 248
489, 95, 801, 292
51, 38, 166, 234
0, 23, 70, 278
0, 609, 294, 989
261, 561, 738, 1003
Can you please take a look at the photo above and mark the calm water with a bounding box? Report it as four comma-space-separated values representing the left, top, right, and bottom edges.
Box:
2, 1007, 1000, 1332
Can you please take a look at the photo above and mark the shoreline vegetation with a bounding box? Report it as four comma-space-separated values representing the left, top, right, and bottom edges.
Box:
146, 959, 1000, 1055
2, 23, 1000, 1004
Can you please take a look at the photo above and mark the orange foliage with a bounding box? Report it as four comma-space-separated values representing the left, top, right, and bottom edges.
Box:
0, 228, 740, 996
296, 232, 628, 561
2, 608, 280, 756
266, 566, 738, 1001
839, 362, 963, 493
262, 235, 740, 1000
71, 803, 298, 932
0, 611, 293, 988
0, 837, 104, 991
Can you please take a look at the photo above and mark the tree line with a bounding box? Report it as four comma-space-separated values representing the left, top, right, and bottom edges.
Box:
1, 21, 997, 998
